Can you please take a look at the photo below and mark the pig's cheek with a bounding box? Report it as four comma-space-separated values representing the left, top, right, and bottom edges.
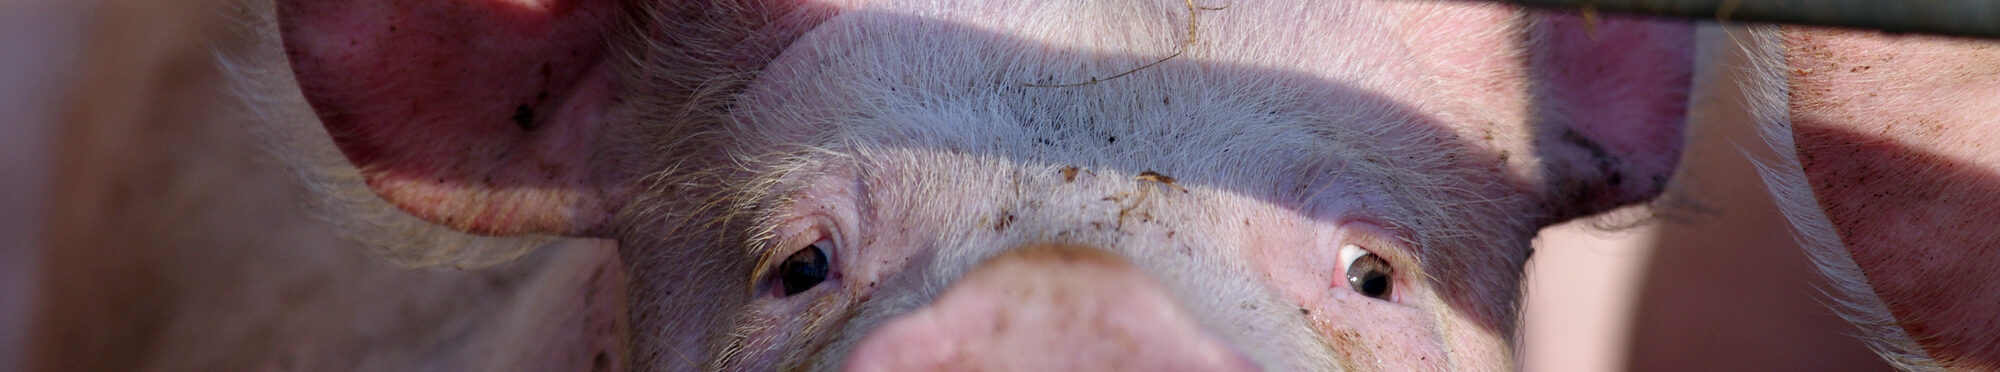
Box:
1309, 290, 1450, 368
730, 262, 855, 365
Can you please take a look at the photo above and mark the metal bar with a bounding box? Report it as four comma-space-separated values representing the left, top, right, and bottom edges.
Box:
1491, 0, 2000, 38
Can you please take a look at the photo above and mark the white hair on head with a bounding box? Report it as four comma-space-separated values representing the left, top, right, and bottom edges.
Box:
1735, 25, 1942, 371
219, 0, 551, 269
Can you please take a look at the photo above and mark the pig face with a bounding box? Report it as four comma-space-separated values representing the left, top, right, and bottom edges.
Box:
272, 0, 1692, 370
629, 6, 1546, 370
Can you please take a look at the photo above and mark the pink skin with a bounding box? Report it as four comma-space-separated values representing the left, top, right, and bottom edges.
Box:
1783, 28, 2000, 369
280, 0, 626, 236
719, 149, 1469, 370
700, 3, 1688, 368
276, 0, 1695, 370
841, 245, 1260, 371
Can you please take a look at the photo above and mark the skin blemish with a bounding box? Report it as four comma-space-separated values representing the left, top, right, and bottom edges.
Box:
1559, 128, 1616, 176
513, 104, 536, 131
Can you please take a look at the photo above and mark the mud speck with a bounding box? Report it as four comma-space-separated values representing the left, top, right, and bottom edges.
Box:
1136, 170, 1187, 193
995, 212, 1017, 231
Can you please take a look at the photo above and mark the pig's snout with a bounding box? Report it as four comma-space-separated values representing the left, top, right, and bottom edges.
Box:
842, 244, 1260, 371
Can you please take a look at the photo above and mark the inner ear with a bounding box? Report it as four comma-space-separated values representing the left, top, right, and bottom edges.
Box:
1526, 12, 1695, 223
279, 0, 630, 236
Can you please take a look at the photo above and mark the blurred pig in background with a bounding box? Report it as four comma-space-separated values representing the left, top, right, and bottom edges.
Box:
3, 0, 617, 370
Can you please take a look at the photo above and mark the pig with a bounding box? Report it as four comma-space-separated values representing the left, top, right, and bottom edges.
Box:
251, 0, 1694, 369
1595, 22, 2000, 371
234, 0, 1998, 371
12, 0, 626, 370
1732, 26, 2000, 370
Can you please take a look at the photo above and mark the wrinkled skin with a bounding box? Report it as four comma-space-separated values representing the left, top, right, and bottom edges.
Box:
15, 0, 1997, 371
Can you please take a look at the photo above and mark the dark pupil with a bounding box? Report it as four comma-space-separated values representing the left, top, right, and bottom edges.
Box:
779, 245, 830, 296
1346, 254, 1393, 299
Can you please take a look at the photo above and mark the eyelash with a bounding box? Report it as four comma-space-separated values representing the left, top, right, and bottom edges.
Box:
765, 219, 838, 297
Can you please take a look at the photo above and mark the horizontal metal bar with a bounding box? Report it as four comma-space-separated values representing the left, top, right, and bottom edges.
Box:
1490, 0, 2000, 38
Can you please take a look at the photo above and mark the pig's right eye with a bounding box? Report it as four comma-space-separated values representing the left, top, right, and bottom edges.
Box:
778, 243, 831, 296
1340, 244, 1395, 300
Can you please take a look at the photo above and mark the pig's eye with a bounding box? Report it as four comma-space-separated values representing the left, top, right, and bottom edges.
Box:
778, 243, 831, 296
1340, 244, 1394, 300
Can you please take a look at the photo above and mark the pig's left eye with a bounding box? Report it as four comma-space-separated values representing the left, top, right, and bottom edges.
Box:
1340, 244, 1394, 300
778, 242, 832, 296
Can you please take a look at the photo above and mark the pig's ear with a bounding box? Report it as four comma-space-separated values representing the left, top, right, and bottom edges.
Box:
278, 0, 629, 236
1525, 13, 1695, 223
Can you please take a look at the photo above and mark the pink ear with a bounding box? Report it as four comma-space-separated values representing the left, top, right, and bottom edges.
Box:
1527, 13, 1695, 221
280, 0, 627, 236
